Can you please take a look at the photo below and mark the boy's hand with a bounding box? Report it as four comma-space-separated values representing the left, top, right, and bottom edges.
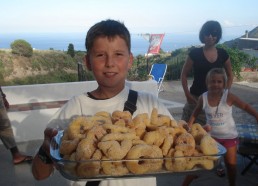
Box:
42, 128, 58, 155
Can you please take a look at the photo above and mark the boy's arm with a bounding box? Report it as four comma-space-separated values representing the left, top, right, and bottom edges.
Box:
32, 128, 57, 180
229, 93, 258, 123
188, 96, 203, 127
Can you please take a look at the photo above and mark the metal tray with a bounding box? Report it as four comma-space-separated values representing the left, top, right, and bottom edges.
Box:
50, 130, 226, 181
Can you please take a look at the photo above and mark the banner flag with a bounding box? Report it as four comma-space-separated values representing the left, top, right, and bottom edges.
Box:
147, 34, 165, 54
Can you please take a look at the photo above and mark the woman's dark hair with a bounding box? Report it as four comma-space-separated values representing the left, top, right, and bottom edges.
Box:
199, 20, 222, 44
85, 19, 131, 53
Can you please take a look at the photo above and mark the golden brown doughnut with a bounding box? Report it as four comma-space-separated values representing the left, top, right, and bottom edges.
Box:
148, 108, 171, 130
143, 130, 166, 147
190, 123, 207, 144
161, 135, 174, 156
101, 156, 129, 176
165, 149, 187, 172
67, 116, 94, 140
175, 133, 195, 148
113, 119, 126, 127
170, 126, 187, 141
98, 140, 133, 160
75, 137, 96, 160
175, 144, 195, 157
170, 119, 178, 127
76, 149, 102, 177
62, 152, 77, 176
129, 113, 149, 138
94, 111, 111, 119
185, 157, 214, 170
171, 150, 187, 172
112, 110, 132, 125
200, 135, 219, 155
132, 139, 146, 145
125, 144, 163, 174
91, 115, 113, 125
175, 133, 195, 156
164, 148, 176, 171
59, 138, 80, 155
102, 123, 132, 134
101, 132, 139, 142
86, 125, 107, 141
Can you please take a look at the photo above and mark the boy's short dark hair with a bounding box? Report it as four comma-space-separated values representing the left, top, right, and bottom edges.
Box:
85, 19, 131, 53
199, 20, 222, 44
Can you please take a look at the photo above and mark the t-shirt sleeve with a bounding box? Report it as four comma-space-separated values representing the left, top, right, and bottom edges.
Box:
47, 97, 83, 129
219, 48, 229, 63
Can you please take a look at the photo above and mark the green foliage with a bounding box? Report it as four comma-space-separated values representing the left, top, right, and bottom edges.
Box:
67, 43, 75, 58
1, 43, 257, 86
217, 44, 257, 80
10, 39, 33, 57
0, 60, 5, 84
128, 55, 146, 81
7, 71, 78, 85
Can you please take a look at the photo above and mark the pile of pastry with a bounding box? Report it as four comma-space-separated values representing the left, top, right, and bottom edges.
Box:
58, 108, 220, 178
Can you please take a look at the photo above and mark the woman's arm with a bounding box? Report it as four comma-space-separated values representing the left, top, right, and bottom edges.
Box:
181, 56, 196, 104
224, 58, 233, 89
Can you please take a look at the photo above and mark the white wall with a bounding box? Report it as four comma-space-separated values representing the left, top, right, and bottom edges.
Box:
2, 80, 158, 142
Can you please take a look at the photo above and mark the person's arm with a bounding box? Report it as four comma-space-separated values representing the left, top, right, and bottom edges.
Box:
224, 58, 233, 89
228, 93, 258, 123
188, 96, 203, 127
32, 128, 58, 180
181, 56, 196, 104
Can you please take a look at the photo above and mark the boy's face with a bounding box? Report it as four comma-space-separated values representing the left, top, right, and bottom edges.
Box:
207, 74, 225, 93
85, 36, 133, 90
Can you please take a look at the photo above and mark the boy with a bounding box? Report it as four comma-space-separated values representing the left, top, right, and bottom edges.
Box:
32, 19, 173, 186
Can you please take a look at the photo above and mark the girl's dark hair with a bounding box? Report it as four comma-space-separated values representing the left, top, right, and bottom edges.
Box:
199, 20, 222, 44
206, 68, 227, 88
85, 19, 131, 53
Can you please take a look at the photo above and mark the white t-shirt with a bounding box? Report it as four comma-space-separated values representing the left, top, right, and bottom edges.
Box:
202, 89, 238, 139
48, 86, 173, 186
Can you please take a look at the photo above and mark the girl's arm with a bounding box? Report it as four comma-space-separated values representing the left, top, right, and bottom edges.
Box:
188, 96, 203, 127
228, 93, 258, 123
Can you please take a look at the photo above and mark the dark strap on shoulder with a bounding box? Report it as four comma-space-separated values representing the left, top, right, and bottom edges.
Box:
85, 181, 101, 186
124, 89, 138, 115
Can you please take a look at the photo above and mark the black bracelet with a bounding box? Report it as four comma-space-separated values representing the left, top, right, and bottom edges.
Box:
38, 146, 53, 164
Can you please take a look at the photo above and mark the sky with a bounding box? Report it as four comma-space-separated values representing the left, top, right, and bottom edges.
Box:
1, 0, 257, 37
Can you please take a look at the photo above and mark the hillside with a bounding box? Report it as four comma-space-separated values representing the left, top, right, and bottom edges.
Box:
0, 49, 87, 85
223, 26, 258, 48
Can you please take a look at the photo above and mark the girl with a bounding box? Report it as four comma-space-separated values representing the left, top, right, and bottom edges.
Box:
188, 68, 258, 186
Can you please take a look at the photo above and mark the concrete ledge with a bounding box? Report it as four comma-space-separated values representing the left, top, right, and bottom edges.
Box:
2, 80, 158, 143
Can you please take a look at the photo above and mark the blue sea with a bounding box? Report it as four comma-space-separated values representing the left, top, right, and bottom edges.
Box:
0, 32, 238, 56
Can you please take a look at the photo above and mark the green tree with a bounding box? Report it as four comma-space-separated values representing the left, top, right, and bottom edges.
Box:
217, 44, 257, 80
67, 43, 75, 58
10, 39, 33, 57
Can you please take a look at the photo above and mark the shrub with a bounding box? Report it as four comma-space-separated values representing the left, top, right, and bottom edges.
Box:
67, 43, 75, 58
11, 39, 33, 57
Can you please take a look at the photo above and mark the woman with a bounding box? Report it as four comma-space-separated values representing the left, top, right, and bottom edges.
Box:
181, 20, 233, 125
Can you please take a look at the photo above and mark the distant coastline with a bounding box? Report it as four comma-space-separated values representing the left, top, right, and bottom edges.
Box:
0, 33, 240, 55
